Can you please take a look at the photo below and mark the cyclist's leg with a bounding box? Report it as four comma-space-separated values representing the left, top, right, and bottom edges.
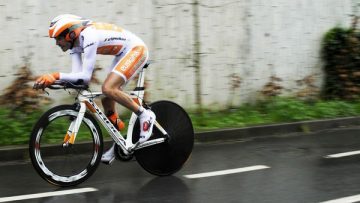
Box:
100, 76, 133, 164
101, 45, 154, 164
102, 45, 148, 112
102, 55, 125, 130
102, 55, 121, 117
101, 56, 124, 165
101, 97, 116, 116
103, 45, 155, 142
102, 73, 139, 112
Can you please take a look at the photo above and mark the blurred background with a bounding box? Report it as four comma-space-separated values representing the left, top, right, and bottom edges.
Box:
0, 0, 359, 145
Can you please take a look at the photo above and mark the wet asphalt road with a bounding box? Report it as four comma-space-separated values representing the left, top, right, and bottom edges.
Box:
1, 127, 360, 203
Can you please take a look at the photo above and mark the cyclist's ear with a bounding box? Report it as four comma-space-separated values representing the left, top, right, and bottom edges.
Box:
69, 31, 76, 39
66, 28, 82, 41
66, 31, 75, 41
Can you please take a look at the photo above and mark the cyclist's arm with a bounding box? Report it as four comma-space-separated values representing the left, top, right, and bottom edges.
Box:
70, 52, 82, 73
59, 33, 98, 84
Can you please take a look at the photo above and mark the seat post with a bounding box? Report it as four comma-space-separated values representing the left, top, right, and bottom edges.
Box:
136, 63, 149, 88
132, 63, 149, 105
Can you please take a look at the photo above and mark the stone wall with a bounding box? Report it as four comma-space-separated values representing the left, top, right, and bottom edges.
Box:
0, 0, 357, 109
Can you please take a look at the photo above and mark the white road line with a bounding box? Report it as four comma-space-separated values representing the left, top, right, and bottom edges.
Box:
324, 150, 360, 158
184, 165, 270, 179
320, 194, 360, 203
0, 187, 98, 202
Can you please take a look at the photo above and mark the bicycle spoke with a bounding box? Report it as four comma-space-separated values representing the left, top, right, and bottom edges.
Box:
30, 105, 103, 187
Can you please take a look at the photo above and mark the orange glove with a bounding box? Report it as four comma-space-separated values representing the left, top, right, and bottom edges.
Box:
34, 72, 60, 89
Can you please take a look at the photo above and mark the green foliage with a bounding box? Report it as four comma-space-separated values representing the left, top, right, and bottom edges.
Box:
2, 97, 360, 146
0, 108, 43, 145
321, 26, 360, 99
189, 97, 360, 131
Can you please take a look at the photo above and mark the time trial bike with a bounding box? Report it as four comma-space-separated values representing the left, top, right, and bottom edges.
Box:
29, 63, 194, 187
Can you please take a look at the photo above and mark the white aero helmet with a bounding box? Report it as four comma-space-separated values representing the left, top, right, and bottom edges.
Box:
49, 14, 91, 41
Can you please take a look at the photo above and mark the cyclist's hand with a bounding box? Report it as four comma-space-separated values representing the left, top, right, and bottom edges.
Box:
34, 72, 60, 89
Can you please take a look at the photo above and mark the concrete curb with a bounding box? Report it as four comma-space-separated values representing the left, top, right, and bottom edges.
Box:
195, 116, 360, 142
2, 116, 360, 162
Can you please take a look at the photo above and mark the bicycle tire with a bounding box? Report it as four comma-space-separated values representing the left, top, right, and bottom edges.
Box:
29, 104, 103, 187
134, 101, 194, 176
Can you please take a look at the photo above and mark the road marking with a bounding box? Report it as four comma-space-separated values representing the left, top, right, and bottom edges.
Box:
324, 150, 360, 158
184, 165, 270, 179
0, 187, 98, 202
320, 194, 360, 203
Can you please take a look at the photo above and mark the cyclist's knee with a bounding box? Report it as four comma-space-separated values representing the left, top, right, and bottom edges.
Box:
102, 83, 113, 97
102, 82, 123, 97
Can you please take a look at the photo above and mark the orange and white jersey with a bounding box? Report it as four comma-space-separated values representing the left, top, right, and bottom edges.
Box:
59, 22, 149, 84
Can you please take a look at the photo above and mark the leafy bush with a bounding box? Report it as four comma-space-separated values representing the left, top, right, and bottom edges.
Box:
321, 26, 360, 99
0, 66, 52, 112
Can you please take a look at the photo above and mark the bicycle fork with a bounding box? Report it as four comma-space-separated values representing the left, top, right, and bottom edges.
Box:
63, 102, 87, 147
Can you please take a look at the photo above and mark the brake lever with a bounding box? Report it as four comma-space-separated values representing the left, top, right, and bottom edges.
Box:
32, 83, 50, 95
38, 86, 50, 95
43, 88, 50, 95
32, 83, 39, 90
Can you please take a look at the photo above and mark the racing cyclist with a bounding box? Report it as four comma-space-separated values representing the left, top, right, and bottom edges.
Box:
34, 14, 156, 165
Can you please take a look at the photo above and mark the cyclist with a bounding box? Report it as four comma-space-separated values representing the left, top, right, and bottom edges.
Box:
34, 14, 156, 164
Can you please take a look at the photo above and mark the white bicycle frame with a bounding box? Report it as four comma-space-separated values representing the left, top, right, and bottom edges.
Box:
63, 66, 168, 155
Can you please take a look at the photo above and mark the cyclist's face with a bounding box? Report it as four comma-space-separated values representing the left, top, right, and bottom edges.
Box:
55, 36, 71, 52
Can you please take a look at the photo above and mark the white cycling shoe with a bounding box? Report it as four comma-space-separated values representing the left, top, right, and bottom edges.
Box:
139, 109, 156, 143
101, 143, 115, 165
101, 110, 155, 165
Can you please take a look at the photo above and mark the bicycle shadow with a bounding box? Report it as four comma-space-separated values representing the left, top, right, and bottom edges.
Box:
91, 176, 191, 202
135, 176, 190, 202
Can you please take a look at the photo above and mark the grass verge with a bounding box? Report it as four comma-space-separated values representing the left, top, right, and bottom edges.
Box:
2, 97, 360, 146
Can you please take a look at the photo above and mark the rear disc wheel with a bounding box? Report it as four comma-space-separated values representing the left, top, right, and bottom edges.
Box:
134, 101, 194, 176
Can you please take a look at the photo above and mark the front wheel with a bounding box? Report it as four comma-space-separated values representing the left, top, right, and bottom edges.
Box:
29, 104, 103, 187
134, 101, 194, 176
